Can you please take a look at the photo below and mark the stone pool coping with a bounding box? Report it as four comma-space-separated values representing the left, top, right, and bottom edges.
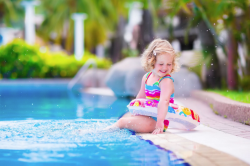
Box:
137, 130, 249, 166
137, 97, 250, 165
191, 90, 250, 124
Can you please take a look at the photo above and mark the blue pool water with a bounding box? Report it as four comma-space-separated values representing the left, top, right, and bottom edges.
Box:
0, 82, 189, 165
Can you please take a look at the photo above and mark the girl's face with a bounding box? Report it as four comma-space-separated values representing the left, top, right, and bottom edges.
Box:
153, 53, 173, 77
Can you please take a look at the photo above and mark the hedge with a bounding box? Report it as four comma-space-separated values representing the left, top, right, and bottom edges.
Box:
0, 40, 111, 79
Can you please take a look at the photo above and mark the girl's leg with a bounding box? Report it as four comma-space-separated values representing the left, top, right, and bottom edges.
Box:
116, 115, 156, 133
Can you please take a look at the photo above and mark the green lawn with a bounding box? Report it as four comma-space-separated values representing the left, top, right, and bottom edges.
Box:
208, 90, 250, 104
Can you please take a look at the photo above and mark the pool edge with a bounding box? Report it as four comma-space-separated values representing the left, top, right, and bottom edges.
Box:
136, 132, 249, 166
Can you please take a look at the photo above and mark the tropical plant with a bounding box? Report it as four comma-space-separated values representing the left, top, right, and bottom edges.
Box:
135, 0, 162, 53
37, 0, 164, 63
0, 39, 111, 79
163, 0, 250, 90
161, 0, 222, 88
0, 0, 22, 26
37, 0, 128, 53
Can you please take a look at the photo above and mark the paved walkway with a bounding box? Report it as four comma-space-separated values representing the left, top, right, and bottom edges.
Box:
176, 98, 250, 140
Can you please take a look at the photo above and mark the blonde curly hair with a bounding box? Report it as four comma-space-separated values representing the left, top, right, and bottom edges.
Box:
141, 38, 180, 73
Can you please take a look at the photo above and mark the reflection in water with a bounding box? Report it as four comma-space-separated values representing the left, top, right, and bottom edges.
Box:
76, 104, 84, 118
0, 84, 130, 120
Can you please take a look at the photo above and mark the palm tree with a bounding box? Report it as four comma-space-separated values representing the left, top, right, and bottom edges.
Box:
37, 0, 128, 53
0, 0, 21, 26
136, 0, 161, 53
109, 0, 162, 62
197, 0, 250, 89
162, 0, 222, 88
164, 0, 250, 90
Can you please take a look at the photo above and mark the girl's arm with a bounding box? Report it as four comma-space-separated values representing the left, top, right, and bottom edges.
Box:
136, 74, 147, 99
152, 78, 174, 134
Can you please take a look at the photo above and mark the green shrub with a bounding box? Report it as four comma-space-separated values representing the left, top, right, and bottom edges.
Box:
0, 40, 111, 79
0, 40, 44, 78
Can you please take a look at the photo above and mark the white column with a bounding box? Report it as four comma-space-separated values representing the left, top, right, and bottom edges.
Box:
124, 2, 142, 42
96, 44, 104, 58
22, 1, 38, 45
171, 40, 181, 52
72, 13, 87, 61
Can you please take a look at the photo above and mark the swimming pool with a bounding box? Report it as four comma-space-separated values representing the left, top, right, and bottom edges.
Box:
0, 82, 189, 165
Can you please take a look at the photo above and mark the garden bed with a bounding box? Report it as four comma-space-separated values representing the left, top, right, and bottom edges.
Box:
191, 90, 250, 125
208, 90, 250, 104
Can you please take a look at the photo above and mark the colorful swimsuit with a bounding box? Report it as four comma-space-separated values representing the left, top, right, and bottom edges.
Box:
145, 72, 174, 104
145, 72, 174, 130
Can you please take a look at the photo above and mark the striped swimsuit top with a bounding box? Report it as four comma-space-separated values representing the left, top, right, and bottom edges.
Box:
145, 72, 174, 104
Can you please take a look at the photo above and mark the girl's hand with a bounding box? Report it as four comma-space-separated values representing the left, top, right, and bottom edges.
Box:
152, 120, 164, 134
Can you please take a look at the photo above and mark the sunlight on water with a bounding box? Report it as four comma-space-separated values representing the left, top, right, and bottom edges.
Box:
0, 120, 137, 149
0, 120, 189, 165
0, 120, 153, 164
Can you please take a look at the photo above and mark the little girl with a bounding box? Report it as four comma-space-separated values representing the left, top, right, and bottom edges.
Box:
110, 38, 179, 134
